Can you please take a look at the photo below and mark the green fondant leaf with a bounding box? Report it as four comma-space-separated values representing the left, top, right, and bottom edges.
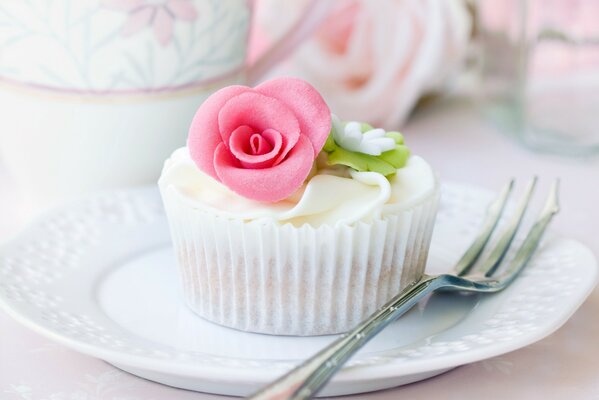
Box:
323, 133, 337, 152
379, 144, 410, 168
385, 131, 404, 144
326, 147, 397, 176
322, 121, 409, 177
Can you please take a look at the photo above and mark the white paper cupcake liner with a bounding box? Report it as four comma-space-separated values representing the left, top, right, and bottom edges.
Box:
161, 185, 439, 336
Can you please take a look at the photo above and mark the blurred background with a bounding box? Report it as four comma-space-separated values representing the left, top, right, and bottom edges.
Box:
0, 0, 598, 234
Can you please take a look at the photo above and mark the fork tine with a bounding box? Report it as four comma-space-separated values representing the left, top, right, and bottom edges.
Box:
454, 179, 514, 276
476, 177, 538, 277
495, 179, 560, 287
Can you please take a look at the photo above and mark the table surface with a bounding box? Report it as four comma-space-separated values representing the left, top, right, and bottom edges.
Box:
1, 98, 598, 400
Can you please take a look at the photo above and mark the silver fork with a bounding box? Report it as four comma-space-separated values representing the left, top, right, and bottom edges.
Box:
249, 178, 560, 400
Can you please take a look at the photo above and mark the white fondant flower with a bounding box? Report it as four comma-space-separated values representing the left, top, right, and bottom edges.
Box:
331, 115, 396, 156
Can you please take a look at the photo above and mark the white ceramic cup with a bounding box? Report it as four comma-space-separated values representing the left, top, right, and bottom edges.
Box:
0, 0, 330, 211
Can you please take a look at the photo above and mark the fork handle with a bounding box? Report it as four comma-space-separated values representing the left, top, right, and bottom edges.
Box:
249, 274, 444, 400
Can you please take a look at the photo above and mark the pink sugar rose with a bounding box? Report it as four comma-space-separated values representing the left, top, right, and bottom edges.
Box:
188, 77, 331, 203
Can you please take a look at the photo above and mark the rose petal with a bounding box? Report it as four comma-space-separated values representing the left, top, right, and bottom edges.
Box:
218, 92, 297, 140
188, 85, 252, 179
213, 136, 315, 202
249, 133, 273, 155
218, 91, 300, 161
229, 127, 283, 169
256, 77, 331, 157
316, 3, 360, 54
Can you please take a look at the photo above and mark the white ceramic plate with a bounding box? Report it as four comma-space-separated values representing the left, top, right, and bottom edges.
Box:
0, 183, 596, 397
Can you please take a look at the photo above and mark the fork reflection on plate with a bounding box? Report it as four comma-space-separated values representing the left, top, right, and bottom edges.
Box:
250, 177, 560, 400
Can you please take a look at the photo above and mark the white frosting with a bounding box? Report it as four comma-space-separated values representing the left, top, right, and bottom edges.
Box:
159, 147, 436, 227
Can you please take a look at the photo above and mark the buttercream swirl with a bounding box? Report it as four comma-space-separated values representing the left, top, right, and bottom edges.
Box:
159, 147, 436, 227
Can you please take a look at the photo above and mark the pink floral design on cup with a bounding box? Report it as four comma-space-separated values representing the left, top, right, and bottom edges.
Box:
101, 0, 198, 46
188, 77, 331, 202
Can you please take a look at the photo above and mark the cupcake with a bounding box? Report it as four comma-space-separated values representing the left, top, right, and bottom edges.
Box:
159, 77, 439, 336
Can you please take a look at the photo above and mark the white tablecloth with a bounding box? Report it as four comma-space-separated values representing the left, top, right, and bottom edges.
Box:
1, 98, 598, 399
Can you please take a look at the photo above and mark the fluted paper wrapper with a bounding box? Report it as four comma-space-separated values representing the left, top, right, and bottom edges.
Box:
161, 187, 439, 336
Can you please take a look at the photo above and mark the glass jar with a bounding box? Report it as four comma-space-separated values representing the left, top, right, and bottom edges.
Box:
478, 0, 599, 157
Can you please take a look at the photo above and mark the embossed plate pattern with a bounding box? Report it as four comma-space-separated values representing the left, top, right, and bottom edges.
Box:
0, 183, 596, 397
